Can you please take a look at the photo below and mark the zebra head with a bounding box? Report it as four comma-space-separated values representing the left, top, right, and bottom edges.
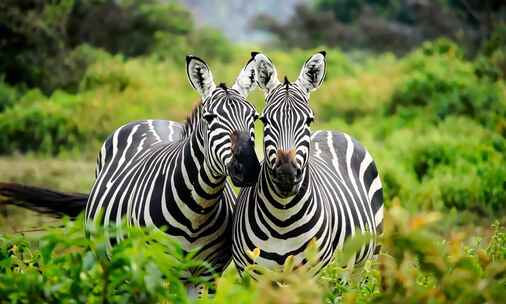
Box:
252, 51, 326, 197
186, 55, 261, 187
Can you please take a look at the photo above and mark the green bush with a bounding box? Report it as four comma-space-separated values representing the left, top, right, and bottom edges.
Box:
0, 217, 200, 303
487, 222, 506, 262
0, 91, 87, 154
149, 27, 236, 64
474, 55, 504, 81
79, 52, 132, 92
482, 23, 506, 57
1, 206, 504, 303
187, 28, 235, 63
405, 117, 506, 215
420, 38, 465, 58
0, 80, 19, 112
436, 161, 506, 216
372, 206, 506, 304
388, 44, 505, 130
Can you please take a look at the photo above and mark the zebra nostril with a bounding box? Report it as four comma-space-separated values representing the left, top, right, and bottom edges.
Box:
296, 168, 302, 178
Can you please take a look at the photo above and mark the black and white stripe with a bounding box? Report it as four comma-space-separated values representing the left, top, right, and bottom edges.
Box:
85, 55, 260, 284
232, 52, 383, 275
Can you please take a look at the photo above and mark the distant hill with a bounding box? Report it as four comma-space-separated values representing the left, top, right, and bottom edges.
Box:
176, 0, 310, 42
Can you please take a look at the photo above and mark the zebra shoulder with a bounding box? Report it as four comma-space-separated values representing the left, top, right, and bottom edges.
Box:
310, 130, 370, 159
95, 120, 184, 176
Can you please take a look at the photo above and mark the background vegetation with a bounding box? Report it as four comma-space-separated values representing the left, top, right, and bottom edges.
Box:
0, 0, 505, 303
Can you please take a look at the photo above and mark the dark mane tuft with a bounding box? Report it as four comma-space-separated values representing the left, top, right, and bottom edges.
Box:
183, 101, 202, 136
284, 76, 290, 89
218, 82, 228, 90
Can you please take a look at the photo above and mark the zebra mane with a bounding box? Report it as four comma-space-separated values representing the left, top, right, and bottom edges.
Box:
283, 76, 290, 92
183, 101, 203, 136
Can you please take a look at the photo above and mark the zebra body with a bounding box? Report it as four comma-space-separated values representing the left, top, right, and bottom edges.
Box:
86, 118, 236, 273
233, 130, 383, 273
85, 55, 260, 278
232, 52, 383, 274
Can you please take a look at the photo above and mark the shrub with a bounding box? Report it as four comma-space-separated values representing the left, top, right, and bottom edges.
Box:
372, 204, 506, 304
0, 91, 87, 154
420, 38, 464, 58
489, 49, 506, 79
405, 117, 506, 216
435, 161, 506, 216
487, 222, 506, 262
474, 55, 503, 81
0, 217, 200, 303
79, 52, 132, 92
482, 23, 506, 57
388, 44, 505, 130
150, 27, 237, 64
4, 205, 503, 303
187, 28, 235, 63
0, 80, 19, 112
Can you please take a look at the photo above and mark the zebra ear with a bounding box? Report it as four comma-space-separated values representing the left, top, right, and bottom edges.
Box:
251, 52, 280, 95
295, 51, 326, 93
186, 55, 216, 100
232, 55, 257, 97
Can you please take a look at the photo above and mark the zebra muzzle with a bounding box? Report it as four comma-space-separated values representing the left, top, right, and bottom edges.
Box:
228, 131, 260, 187
272, 152, 303, 197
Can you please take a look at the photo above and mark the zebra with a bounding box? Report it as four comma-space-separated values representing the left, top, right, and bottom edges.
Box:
0, 55, 261, 294
232, 51, 384, 276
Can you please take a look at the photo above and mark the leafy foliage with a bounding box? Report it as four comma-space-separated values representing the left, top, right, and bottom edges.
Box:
388, 40, 505, 132
0, 80, 19, 112
0, 217, 205, 303
0, 206, 505, 303
0, 0, 82, 93
0, 90, 88, 154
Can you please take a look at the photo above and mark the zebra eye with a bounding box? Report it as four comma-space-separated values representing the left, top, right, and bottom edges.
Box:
203, 113, 217, 123
306, 116, 314, 126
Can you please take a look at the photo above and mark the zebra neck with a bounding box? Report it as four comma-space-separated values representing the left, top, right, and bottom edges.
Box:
178, 120, 226, 209
258, 164, 313, 214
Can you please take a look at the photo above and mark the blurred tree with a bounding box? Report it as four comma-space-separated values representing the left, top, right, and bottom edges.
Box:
67, 0, 193, 57
255, 0, 506, 55
448, 0, 505, 41
0, 0, 223, 94
0, 0, 78, 93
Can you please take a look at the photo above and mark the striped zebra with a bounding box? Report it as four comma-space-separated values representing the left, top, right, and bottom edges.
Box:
0, 55, 261, 293
232, 52, 384, 276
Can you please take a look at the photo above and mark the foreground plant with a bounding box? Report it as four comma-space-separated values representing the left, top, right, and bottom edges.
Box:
1, 205, 505, 304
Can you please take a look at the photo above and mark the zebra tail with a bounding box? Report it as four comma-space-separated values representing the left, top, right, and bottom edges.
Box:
0, 182, 88, 218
